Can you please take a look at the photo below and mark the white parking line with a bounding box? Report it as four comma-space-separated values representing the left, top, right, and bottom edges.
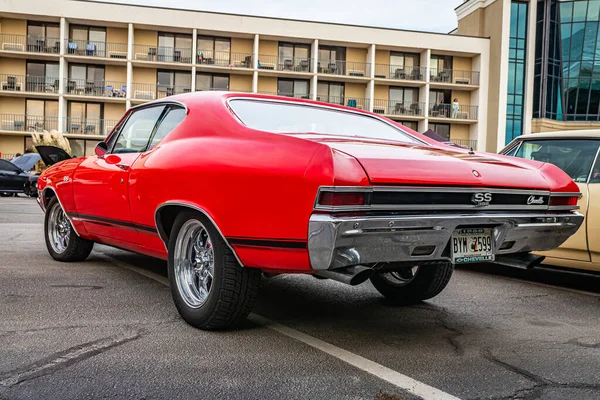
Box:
102, 254, 461, 400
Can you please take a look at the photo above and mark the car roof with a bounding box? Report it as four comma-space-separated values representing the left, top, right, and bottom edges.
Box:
513, 130, 600, 140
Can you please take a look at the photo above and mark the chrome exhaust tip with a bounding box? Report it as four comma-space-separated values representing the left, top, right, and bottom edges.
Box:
314, 265, 374, 286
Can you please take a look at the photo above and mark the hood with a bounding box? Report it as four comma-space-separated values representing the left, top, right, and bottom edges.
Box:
35, 145, 73, 166
10, 153, 41, 172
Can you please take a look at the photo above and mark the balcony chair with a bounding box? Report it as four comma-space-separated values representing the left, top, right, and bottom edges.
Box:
85, 124, 96, 134
411, 68, 423, 81
297, 59, 309, 72
67, 80, 76, 93
410, 102, 421, 115
173, 49, 181, 63
67, 41, 78, 54
327, 62, 338, 74
394, 102, 406, 114
394, 68, 406, 79
283, 59, 294, 71
85, 81, 95, 95
346, 99, 357, 108
70, 123, 81, 133
13, 120, 24, 131
148, 47, 157, 61
86, 43, 96, 56
3, 76, 17, 91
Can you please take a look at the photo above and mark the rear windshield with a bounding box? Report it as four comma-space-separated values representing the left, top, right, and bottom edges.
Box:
514, 139, 600, 182
228, 99, 420, 144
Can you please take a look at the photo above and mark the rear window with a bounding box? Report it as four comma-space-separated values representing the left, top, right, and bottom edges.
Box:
228, 99, 420, 144
514, 139, 600, 182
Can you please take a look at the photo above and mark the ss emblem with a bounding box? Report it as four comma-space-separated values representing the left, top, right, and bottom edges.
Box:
471, 192, 492, 206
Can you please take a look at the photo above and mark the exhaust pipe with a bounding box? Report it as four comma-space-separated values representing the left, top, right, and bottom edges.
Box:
314, 265, 374, 286
493, 253, 546, 270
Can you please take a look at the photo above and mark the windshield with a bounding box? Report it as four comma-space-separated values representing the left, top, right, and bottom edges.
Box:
0, 159, 20, 173
514, 139, 600, 182
229, 99, 421, 143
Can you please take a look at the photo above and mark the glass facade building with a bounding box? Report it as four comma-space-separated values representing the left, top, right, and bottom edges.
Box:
534, 0, 600, 122
506, 1, 529, 144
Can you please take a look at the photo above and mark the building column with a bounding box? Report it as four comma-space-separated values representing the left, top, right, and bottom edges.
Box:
523, 0, 537, 135
252, 34, 259, 92
311, 39, 319, 100
495, 0, 512, 151
421, 49, 431, 133
58, 17, 68, 133
367, 44, 375, 111
126, 23, 133, 109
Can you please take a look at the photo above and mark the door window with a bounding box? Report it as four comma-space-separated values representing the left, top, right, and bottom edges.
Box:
111, 106, 166, 154
590, 150, 600, 183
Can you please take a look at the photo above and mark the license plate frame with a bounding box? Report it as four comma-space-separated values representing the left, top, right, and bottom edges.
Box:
451, 228, 494, 264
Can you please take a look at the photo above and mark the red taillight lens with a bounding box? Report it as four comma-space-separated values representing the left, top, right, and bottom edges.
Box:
319, 192, 366, 207
549, 196, 579, 206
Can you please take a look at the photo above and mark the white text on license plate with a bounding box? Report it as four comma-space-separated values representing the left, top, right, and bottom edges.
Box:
451, 228, 494, 264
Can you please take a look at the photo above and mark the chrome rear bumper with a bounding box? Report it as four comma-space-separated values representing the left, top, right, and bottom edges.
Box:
307, 212, 584, 271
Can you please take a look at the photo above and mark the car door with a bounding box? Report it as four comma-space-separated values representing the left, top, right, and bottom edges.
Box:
0, 159, 26, 192
72, 105, 166, 244
587, 150, 600, 268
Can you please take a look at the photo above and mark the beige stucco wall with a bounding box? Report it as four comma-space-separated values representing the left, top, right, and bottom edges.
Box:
0, 58, 25, 75
0, 135, 25, 155
103, 102, 126, 121
374, 84, 389, 101
450, 124, 470, 140
375, 50, 390, 65
257, 76, 277, 93
345, 82, 367, 99
105, 65, 127, 83
453, 56, 472, 72
456, 8, 484, 37
346, 47, 367, 64
0, 96, 25, 114
0, 18, 26, 35
134, 29, 157, 46
106, 27, 128, 44
230, 74, 252, 92
132, 67, 156, 85
531, 118, 600, 133
231, 38, 253, 55
259, 40, 278, 57
451, 90, 471, 107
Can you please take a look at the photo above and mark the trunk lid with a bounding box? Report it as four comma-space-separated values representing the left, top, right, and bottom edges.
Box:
35, 145, 73, 166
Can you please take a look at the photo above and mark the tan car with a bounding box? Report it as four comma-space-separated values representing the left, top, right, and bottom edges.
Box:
501, 130, 600, 272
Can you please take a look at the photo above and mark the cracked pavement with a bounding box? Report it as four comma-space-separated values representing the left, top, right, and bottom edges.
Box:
1, 197, 600, 399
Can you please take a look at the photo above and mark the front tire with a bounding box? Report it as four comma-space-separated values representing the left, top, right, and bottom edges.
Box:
167, 211, 261, 330
370, 262, 454, 305
44, 197, 94, 262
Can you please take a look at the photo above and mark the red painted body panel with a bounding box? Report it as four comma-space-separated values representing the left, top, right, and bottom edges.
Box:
38, 91, 580, 272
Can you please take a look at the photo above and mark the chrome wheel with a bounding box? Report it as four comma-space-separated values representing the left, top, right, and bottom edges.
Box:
382, 266, 420, 287
48, 203, 71, 254
173, 219, 214, 308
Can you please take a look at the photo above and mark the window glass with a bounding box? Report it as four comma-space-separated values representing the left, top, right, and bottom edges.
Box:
429, 123, 451, 140
27, 24, 43, 38
196, 74, 212, 90
149, 107, 186, 148
213, 75, 229, 90
88, 28, 106, 43
71, 27, 88, 41
399, 121, 418, 131
229, 99, 419, 143
27, 62, 44, 77
69, 139, 86, 157
112, 106, 166, 153
514, 139, 600, 181
0, 159, 20, 172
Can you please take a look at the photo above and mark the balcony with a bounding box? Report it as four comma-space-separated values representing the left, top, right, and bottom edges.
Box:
374, 65, 426, 81
429, 103, 478, 120
131, 82, 191, 101
0, 113, 59, 132
430, 69, 480, 86
372, 99, 425, 117
450, 138, 478, 149
132, 44, 192, 64
0, 74, 60, 94
65, 39, 128, 59
64, 78, 127, 98
197, 50, 253, 68
317, 60, 370, 77
0, 33, 60, 54
258, 91, 311, 99
64, 117, 119, 136
257, 55, 312, 72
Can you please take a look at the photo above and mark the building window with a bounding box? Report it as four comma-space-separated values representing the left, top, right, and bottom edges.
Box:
430, 55, 453, 72
67, 64, 105, 94
67, 102, 103, 135
69, 25, 106, 56
69, 139, 101, 157
318, 45, 346, 74
506, 1, 528, 144
278, 42, 311, 71
157, 70, 191, 97
25, 99, 58, 131
196, 73, 229, 91
389, 87, 420, 115
277, 79, 310, 98
158, 32, 192, 62
25, 61, 59, 92
317, 82, 344, 104
197, 36, 231, 65
429, 123, 451, 140
27, 21, 60, 52
399, 121, 419, 131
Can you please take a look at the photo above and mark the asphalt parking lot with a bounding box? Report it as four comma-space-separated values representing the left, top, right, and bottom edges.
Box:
1, 197, 600, 400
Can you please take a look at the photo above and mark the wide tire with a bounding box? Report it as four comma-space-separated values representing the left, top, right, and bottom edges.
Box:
370, 262, 454, 305
167, 211, 261, 330
44, 197, 94, 262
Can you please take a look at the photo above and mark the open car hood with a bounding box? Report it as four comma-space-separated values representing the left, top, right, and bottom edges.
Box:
10, 153, 41, 171
35, 145, 72, 166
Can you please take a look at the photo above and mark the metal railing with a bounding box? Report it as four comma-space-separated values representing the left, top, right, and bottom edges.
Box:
195, 86, 230, 91
373, 64, 426, 81
132, 44, 193, 63
371, 99, 425, 116
0, 33, 61, 54
258, 91, 311, 99
64, 78, 128, 97
429, 103, 478, 120
64, 118, 119, 136
317, 60, 371, 77
449, 138, 478, 149
316, 96, 369, 110
130, 82, 192, 100
257, 55, 312, 72
0, 74, 60, 93
0, 113, 59, 132
65, 39, 128, 59
0, 153, 17, 160
197, 50, 253, 68
430, 69, 480, 86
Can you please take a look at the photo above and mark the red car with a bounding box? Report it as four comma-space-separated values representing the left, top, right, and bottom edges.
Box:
38, 92, 583, 330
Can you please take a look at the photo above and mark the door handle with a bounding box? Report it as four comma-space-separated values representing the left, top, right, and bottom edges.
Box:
116, 163, 129, 171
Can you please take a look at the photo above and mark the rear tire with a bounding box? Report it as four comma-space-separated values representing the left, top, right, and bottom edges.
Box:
44, 197, 94, 262
167, 211, 261, 330
370, 262, 454, 305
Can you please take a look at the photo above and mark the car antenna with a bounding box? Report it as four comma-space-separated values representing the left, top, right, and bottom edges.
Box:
468, 147, 475, 155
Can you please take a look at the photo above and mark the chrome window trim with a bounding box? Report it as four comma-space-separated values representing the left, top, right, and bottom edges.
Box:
225, 96, 428, 146
587, 145, 600, 185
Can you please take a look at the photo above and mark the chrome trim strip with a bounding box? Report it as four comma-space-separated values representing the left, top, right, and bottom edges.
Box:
318, 185, 551, 195
154, 201, 244, 267
41, 186, 82, 237
549, 192, 582, 197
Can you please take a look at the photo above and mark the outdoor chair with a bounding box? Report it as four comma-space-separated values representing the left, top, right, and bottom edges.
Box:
86, 43, 96, 56
14, 120, 24, 131
328, 62, 338, 74
5, 76, 17, 91
410, 102, 421, 115
347, 99, 357, 108
394, 68, 406, 79
298, 59, 309, 72
85, 125, 96, 134
148, 47, 157, 61
67, 41, 78, 54
85, 81, 95, 95
394, 102, 406, 114
283, 59, 294, 70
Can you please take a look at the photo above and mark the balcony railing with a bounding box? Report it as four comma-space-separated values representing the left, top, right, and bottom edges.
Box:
430, 69, 480, 86
131, 82, 191, 100
0, 33, 61, 54
65, 39, 128, 59
0, 74, 60, 93
317, 60, 370, 77
374, 64, 426, 81
65, 118, 119, 136
371, 99, 425, 116
429, 103, 478, 120
0, 113, 59, 132
197, 50, 253, 68
257, 55, 312, 72
64, 78, 128, 97
258, 91, 311, 99
132, 44, 193, 63
450, 138, 478, 149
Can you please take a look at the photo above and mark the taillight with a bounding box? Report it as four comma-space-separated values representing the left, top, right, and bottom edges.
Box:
549, 196, 579, 207
319, 192, 367, 207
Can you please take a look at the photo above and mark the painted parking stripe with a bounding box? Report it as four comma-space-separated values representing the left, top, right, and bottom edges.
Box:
101, 253, 461, 400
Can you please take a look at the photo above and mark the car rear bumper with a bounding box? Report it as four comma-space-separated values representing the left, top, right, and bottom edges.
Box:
307, 212, 584, 271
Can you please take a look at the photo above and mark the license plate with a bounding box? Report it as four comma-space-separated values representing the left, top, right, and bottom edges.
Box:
451, 228, 494, 264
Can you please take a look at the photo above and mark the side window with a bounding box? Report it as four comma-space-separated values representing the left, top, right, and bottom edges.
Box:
111, 106, 166, 154
503, 142, 521, 156
590, 152, 600, 184
148, 107, 187, 149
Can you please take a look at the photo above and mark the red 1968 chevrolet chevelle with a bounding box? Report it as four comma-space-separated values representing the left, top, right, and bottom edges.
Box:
37, 92, 583, 329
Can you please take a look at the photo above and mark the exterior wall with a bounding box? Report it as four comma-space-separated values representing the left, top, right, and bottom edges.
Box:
105, 65, 127, 83
0, 96, 25, 114
230, 74, 252, 92
134, 29, 157, 46
0, 18, 27, 35
106, 27, 128, 44
375, 50, 390, 65
231, 38, 253, 55
374, 84, 389, 101
345, 82, 367, 99
103, 102, 126, 121
453, 56, 472, 72
450, 124, 470, 140
0, 135, 25, 155
132, 68, 157, 85
258, 40, 278, 57
531, 118, 600, 133
346, 47, 367, 64
450, 90, 472, 108
457, 8, 484, 37
0, 57, 25, 75
257, 76, 277, 93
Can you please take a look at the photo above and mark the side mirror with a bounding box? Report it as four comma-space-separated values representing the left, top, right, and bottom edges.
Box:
95, 141, 108, 157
